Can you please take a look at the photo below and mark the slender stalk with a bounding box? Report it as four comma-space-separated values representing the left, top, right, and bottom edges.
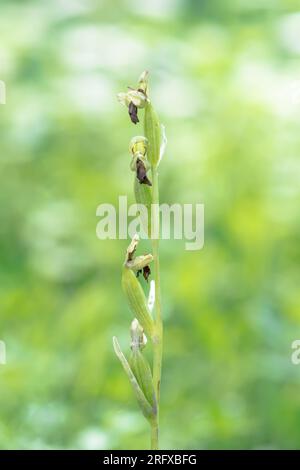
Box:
116, 72, 165, 451
151, 166, 163, 450
150, 417, 159, 450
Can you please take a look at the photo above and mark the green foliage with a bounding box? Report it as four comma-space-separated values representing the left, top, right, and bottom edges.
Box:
1, 0, 300, 450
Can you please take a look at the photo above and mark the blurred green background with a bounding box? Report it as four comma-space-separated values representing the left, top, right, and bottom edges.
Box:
1, 0, 300, 450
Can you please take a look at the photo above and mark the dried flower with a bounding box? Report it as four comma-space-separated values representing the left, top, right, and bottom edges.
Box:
129, 136, 152, 185
125, 235, 153, 275
117, 82, 148, 124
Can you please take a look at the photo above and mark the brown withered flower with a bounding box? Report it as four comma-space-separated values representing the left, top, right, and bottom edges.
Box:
117, 72, 149, 125
125, 235, 153, 283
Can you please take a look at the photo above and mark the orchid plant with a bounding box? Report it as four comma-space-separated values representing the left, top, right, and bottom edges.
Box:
113, 71, 166, 449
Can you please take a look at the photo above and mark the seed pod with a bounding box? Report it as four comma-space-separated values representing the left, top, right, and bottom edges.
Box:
130, 349, 156, 409
134, 177, 152, 236
122, 266, 154, 338
144, 101, 161, 168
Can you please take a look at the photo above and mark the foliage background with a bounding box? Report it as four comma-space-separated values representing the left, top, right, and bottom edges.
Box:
1, 0, 300, 450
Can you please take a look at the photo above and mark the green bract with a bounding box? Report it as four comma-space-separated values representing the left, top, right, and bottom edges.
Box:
122, 266, 154, 338
144, 102, 161, 168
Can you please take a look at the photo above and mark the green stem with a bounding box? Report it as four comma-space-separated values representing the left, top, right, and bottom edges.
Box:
150, 166, 163, 450
150, 417, 159, 450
